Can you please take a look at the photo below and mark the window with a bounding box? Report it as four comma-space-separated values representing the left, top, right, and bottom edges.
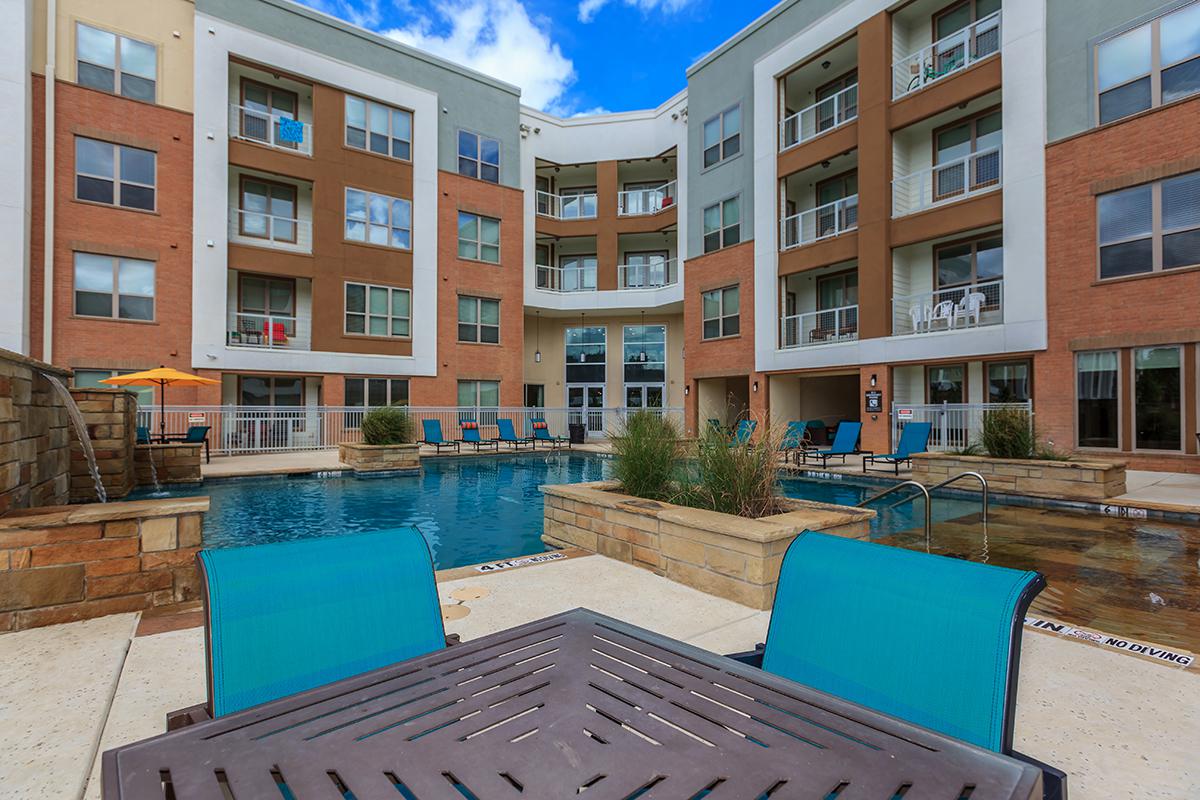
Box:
701, 286, 739, 339
239, 178, 297, 242
75, 137, 155, 211
345, 95, 412, 160
560, 187, 597, 219
934, 110, 1001, 198
75, 23, 156, 102
524, 384, 545, 407
702, 105, 741, 168
345, 377, 409, 408
458, 296, 500, 343
240, 80, 299, 147
236, 275, 296, 339
814, 70, 858, 132
935, 235, 1004, 308
73, 252, 154, 321
987, 360, 1030, 402
565, 327, 607, 384
1096, 2, 1200, 125
240, 375, 303, 406
927, 364, 966, 403
1098, 171, 1200, 278
817, 271, 858, 310
73, 369, 153, 405
458, 380, 499, 407
458, 130, 500, 183
623, 325, 666, 410
1134, 346, 1182, 450
457, 212, 500, 263
559, 255, 598, 292
344, 282, 411, 337
1077, 350, 1119, 448
702, 195, 741, 253
345, 188, 411, 249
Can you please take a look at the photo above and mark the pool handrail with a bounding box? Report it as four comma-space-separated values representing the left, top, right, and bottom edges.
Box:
857, 480, 932, 550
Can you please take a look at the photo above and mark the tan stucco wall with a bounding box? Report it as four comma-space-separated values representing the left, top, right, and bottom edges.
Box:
33, 0, 194, 112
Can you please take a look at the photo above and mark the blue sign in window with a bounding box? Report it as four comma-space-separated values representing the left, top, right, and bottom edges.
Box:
278, 118, 304, 144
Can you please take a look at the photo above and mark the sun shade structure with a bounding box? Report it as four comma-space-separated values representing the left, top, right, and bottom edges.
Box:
100, 366, 220, 441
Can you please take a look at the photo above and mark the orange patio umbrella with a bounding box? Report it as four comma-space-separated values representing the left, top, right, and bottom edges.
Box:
100, 366, 220, 442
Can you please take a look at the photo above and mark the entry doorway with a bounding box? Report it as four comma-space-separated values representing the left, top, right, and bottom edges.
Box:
568, 385, 606, 436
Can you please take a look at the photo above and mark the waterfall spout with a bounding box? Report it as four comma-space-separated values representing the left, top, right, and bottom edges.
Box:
43, 374, 108, 503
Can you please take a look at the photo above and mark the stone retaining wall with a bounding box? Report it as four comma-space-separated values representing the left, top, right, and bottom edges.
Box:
135, 443, 203, 486
69, 388, 138, 503
542, 481, 874, 609
0, 497, 209, 632
911, 453, 1126, 501
339, 442, 420, 473
0, 350, 72, 513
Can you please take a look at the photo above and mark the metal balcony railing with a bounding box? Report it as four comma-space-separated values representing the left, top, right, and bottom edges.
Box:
229, 208, 313, 251
617, 180, 677, 216
893, 12, 1001, 99
229, 104, 312, 155
618, 258, 678, 289
535, 264, 598, 293
536, 190, 598, 220
892, 278, 1004, 335
780, 84, 858, 151
780, 195, 858, 250
780, 304, 859, 348
226, 311, 312, 351
892, 147, 1001, 217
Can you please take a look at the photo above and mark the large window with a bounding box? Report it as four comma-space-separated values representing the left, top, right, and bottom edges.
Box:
344, 282, 411, 338
1097, 2, 1200, 125
239, 178, 297, 242
927, 364, 966, 403
458, 380, 499, 408
565, 327, 607, 384
240, 376, 303, 406
345, 188, 411, 249
73, 369, 153, 405
1077, 350, 1119, 449
1098, 171, 1200, 278
457, 212, 501, 263
345, 378, 409, 408
75, 137, 155, 211
702, 105, 741, 168
458, 130, 500, 183
934, 109, 1001, 199
702, 195, 741, 253
458, 296, 500, 343
701, 286, 739, 339
1134, 346, 1182, 450
623, 325, 666, 409
73, 253, 154, 321
559, 255, 598, 292
240, 80, 299, 148
987, 361, 1030, 402
75, 23, 156, 102
345, 95, 412, 160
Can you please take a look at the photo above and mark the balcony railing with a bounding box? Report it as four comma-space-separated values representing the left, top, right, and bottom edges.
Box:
780, 84, 858, 151
536, 190, 598, 220
229, 208, 313, 252
226, 311, 312, 351
229, 104, 312, 155
536, 263, 598, 293
780, 305, 859, 349
617, 181, 677, 216
780, 195, 858, 250
892, 278, 1003, 335
618, 258, 678, 289
893, 11, 1001, 99
892, 147, 1001, 217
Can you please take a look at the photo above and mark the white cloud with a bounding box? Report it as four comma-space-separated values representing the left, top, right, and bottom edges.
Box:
577, 0, 695, 24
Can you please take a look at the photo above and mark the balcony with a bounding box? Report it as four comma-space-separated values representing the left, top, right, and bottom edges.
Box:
536, 263, 597, 293
618, 258, 678, 290
228, 207, 313, 252
892, 12, 1001, 99
892, 279, 1003, 336
781, 305, 859, 349
781, 195, 858, 250
229, 103, 313, 156
537, 190, 598, 220
892, 148, 1000, 217
226, 310, 312, 351
780, 84, 858, 151
617, 181, 677, 216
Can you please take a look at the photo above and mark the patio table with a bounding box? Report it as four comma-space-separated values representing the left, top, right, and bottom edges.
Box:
102, 608, 1042, 799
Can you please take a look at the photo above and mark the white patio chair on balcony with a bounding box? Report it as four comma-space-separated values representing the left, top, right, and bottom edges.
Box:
909, 304, 931, 334
929, 300, 956, 331
955, 292, 986, 328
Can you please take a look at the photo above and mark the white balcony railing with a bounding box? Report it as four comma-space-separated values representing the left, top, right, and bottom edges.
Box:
229, 208, 313, 252
780, 304, 859, 349
617, 181, 677, 216
780, 84, 858, 151
892, 147, 1001, 217
618, 258, 678, 289
229, 104, 312, 155
780, 195, 858, 250
536, 263, 598, 293
892, 278, 1003, 335
893, 11, 1001, 99
536, 190, 598, 220
226, 311, 312, 351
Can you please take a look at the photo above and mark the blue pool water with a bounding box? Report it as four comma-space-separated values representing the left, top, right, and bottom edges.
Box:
779, 475, 984, 538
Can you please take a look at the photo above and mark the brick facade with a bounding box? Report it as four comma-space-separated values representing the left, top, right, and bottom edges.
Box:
0, 352, 71, 514
69, 388, 137, 503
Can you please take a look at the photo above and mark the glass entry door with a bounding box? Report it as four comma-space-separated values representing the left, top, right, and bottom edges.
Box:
568, 385, 606, 436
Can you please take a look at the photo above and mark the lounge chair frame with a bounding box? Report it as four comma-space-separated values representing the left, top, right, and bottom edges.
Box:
863, 422, 932, 475
800, 422, 869, 467
459, 421, 499, 452
530, 418, 571, 450
419, 419, 461, 453
493, 419, 535, 450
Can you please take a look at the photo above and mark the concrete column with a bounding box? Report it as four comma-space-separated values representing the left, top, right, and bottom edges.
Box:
0, 0, 33, 355
595, 160, 619, 291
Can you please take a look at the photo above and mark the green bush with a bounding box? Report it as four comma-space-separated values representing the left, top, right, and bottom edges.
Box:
676, 420, 785, 518
360, 406, 413, 445
610, 411, 681, 501
979, 407, 1033, 459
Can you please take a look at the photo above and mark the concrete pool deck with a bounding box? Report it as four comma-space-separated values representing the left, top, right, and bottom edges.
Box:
1, 554, 1196, 800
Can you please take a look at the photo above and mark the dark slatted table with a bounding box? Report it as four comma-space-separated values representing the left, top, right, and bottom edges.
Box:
103, 608, 1042, 800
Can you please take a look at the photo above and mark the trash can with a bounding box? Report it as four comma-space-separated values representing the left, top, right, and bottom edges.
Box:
568, 423, 586, 444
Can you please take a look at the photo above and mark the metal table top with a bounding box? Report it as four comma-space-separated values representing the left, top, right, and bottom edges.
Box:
103, 608, 1042, 799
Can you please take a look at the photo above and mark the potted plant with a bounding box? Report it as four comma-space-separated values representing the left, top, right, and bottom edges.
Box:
338, 407, 420, 473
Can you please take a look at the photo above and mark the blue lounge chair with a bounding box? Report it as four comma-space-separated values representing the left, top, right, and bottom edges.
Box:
800, 420, 865, 466
864, 421, 932, 475
493, 418, 534, 450
728, 531, 1066, 799
135, 426, 151, 445
166, 424, 211, 463
167, 528, 450, 728
530, 417, 570, 449
459, 419, 499, 452
419, 418, 460, 453
729, 418, 757, 446
779, 420, 811, 463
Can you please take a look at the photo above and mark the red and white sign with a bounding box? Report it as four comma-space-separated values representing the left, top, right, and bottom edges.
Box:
896, 408, 915, 420
187, 413, 206, 424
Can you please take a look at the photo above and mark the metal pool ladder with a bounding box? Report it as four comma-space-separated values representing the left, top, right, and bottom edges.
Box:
857, 472, 990, 552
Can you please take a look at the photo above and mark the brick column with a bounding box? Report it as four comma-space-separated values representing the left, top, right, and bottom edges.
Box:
855, 14, 893, 341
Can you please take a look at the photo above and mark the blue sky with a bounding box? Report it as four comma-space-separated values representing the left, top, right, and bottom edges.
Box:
297, 0, 779, 115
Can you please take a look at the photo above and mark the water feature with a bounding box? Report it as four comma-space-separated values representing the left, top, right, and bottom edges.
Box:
43, 373, 107, 503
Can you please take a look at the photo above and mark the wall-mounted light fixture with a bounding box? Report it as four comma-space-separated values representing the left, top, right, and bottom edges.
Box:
870, 373, 877, 387
534, 311, 542, 363
752, 381, 759, 393
684, 385, 690, 396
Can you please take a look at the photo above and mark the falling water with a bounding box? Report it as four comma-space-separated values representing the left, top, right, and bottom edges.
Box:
43, 374, 108, 503
145, 442, 162, 492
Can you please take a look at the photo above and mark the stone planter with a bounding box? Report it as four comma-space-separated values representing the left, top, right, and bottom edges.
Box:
911, 452, 1126, 501
339, 442, 420, 474
541, 481, 874, 609
135, 443, 203, 486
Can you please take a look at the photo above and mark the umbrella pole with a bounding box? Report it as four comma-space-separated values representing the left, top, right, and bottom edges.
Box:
159, 379, 167, 443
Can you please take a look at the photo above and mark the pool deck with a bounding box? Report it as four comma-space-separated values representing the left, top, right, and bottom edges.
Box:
2, 554, 1196, 800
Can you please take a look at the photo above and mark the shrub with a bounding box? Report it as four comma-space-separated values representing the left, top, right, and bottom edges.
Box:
979, 407, 1033, 459
676, 418, 786, 518
361, 406, 413, 445
610, 411, 681, 501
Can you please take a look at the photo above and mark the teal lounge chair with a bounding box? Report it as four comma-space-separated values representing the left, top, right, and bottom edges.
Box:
729, 418, 757, 446
530, 417, 570, 449
459, 419, 499, 452
493, 418, 534, 450
167, 528, 450, 728
419, 418, 460, 453
135, 426, 151, 445
800, 420, 866, 466
864, 421, 932, 475
166, 425, 211, 463
727, 531, 1066, 799
779, 420, 811, 463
